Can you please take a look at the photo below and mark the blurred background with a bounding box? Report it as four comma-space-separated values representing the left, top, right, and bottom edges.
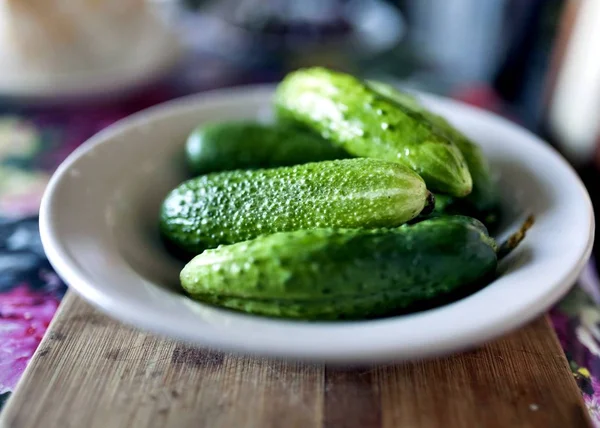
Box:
1, 0, 600, 408
1, 0, 598, 241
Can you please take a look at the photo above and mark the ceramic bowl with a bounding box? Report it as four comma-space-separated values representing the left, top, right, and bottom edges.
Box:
40, 85, 594, 363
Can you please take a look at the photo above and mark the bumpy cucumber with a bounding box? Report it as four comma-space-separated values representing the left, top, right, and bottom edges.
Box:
180, 216, 499, 320
367, 80, 501, 226
160, 158, 431, 254
274, 67, 472, 197
185, 120, 350, 175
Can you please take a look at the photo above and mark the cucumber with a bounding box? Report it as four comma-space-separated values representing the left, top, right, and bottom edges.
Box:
160, 158, 432, 255
180, 216, 502, 320
418, 193, 500, 230
274, 67, 473, 197
185, 120, 350, 175
367, 80, 501, 226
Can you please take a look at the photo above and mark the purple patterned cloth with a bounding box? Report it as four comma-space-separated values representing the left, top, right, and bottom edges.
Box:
0, 57, 599, 426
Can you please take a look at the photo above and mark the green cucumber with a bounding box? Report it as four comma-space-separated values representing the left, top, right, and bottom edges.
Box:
367, 80, 501, 226
185, 120, 350, 175
418, 194, 500, 230
274, 67, 472, 197
160, 158, 431, 255
181, 215, 521, 320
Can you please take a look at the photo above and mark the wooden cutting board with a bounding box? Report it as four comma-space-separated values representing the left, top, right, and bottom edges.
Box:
0, 291, 592, 428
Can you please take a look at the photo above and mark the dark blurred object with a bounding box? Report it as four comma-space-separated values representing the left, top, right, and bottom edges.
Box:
0, 216, 54, 292
492, 0, 565, 130
494, 0, 550, 102
179, 0, 406, 78
183, 0, 211, 8
217, 0, 353, 37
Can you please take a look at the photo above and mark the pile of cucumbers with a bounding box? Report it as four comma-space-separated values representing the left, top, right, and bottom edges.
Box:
160, 67, 533, 321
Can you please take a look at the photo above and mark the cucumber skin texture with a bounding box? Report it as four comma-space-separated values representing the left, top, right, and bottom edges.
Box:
367, 80, 501, 223
160, 158, 429, 254
180, 216, 498, 320
185, 121, 350, 175
274, 67, 473, 197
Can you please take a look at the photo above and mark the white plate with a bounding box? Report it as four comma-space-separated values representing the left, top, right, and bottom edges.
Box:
39, 85, 594, 363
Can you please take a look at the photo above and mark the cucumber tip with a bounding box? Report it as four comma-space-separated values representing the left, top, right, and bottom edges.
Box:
420, 192, 436, 216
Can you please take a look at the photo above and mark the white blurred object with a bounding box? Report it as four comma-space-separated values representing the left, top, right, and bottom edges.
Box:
548, 0, 600, 164
0, 0, 181, 101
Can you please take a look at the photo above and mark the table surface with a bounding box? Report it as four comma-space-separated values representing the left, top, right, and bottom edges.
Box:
0, 292, 593, 428
1, 12, 600, 425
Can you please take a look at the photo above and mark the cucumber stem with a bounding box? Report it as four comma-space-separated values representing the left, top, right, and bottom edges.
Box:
497, 215, 535, 260
420, 191, 436, 216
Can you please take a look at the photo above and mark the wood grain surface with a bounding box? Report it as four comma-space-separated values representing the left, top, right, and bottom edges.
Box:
0, 292, 592, 428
